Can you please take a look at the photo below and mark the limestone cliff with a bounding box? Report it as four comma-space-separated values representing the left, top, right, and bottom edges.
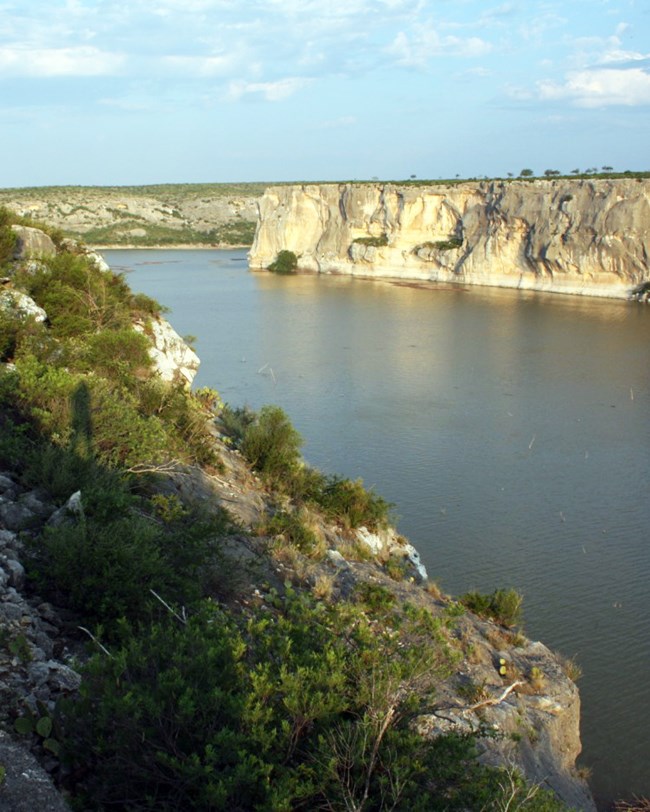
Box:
249, 179, 650, 298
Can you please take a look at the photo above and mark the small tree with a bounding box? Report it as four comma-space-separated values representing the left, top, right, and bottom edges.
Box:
544, 169, 561, 177
519, 168, 534, 177
268, 250, 298, 275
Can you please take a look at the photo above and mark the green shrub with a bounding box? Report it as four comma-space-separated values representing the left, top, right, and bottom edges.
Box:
241, 404, 303, 484
218, 403, 257, 445
352, 234, 389, 247
267, 249, 298, 274
266, 509, 319, 553
460, 588, 523, 628
314, 474, 391, 530
79, 327, 153, 385
56, 589, 461, 811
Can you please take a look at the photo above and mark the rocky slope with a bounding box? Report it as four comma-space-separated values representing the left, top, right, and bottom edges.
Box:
0, 225, 595, 810
0, 184, 263, 247
249, 179, 650, 298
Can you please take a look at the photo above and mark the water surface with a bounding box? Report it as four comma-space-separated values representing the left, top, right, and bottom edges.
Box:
105, 248, 650, 806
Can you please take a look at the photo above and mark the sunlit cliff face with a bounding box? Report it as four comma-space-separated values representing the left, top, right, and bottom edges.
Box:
250, 179, 650, 299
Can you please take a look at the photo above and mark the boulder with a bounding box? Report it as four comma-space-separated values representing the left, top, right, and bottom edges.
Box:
10, 226, 56, 260
134, 318, 200, 386
0, 290, 47, 323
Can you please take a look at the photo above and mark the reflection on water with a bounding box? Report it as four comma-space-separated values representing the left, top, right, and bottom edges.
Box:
106, 249, 650, 806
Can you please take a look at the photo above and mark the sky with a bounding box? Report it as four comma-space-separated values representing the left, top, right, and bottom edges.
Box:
1, 0, 648, 186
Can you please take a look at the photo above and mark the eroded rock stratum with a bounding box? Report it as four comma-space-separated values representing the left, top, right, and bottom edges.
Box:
249, 179, 650, 298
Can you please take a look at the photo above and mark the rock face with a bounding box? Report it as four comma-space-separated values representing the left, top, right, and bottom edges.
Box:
249, 179, 650, 298
10, 226, 57, 260
133, 318, 200, 387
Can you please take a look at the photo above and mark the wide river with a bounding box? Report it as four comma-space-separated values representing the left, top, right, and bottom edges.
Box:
105, 248, 650, 807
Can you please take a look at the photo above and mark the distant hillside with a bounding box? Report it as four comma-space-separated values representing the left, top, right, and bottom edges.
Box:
0, 183, 267, 247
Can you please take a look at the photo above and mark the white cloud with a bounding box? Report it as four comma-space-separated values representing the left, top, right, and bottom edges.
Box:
226, 76, 312, 101
0, 45, 125, 76
538, 66, 650, 107
387, 28, 492, 68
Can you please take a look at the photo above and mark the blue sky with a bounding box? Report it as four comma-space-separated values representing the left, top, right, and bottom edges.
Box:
1, 0, 648, 186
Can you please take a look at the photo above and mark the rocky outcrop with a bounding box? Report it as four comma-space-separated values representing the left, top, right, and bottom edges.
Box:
10, 226, 57, 260
0, 186, 262, 247
133, 317, 200, 387
0, 291, 47, 323
249, 179, 650, 298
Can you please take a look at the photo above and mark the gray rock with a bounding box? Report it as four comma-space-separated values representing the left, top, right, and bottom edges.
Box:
0, 530, 17, 549
46, 491, 83, 527
0, 602, 26, 623
45, 662, 81, 693
19, 492, 55, 519
10, 225, 57, 260
0, 475, 15, 494
0, 730, 70, 811
0, 500, 36, 531
5, 559, 25, 590
0, 290, 47, 323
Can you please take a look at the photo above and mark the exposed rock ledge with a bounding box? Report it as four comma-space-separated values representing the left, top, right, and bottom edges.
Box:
249, 179, 650, 299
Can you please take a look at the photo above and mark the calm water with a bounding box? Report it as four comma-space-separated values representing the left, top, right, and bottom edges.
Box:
105, 249, 650, 807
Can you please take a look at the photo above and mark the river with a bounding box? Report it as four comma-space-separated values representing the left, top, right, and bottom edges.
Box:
104, 248, 650, 807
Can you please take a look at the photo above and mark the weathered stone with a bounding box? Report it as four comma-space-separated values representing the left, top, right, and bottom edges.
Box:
0, 500, 36, 531
19, 491, 55, 520
0, 730, 71, 811
134, 318, 200, 386
44, 661, 81, 692
0, 529, 17, 549
0, 475, 16, 494
0, 290, 47, 323
326, 549, 348, 568
10, 225, 57, 260
4, 559, 25, 590
249, 179, 650, 299
46, 491, 83, 527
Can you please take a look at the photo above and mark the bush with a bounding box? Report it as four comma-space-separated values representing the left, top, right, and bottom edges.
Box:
240, 404, 303, 484
267, 249, 298, 274
266, 509, 319, 553
352, 234, 388, 247
314, 474, 392, 530
460, 588, 523, 628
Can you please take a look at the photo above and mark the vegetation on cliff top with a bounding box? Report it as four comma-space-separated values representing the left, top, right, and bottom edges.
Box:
0, 211, 573, 810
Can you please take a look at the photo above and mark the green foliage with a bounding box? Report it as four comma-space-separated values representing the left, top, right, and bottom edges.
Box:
240, 404, 303, 483
7, 633, 32, 663
0, 221, 17, 267
353, 234, 389, 247
14, 708, 61, 757
519, 168, 534, 177
79, 327, 152, 385
316, 474, 392, 530
57, 589, 453, 811
418, 236, 463, 251
0, 764, 5, 786
27, 480, 229, 635
268, 249, 298, 274
354, 581, 396, 614
17, 251, 135, 337
460, 588, 524, 628
218, 403, 256, 444
266, 509, 319, 553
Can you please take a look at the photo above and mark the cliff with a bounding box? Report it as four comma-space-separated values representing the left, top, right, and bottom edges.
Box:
249, 179, 650, 298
